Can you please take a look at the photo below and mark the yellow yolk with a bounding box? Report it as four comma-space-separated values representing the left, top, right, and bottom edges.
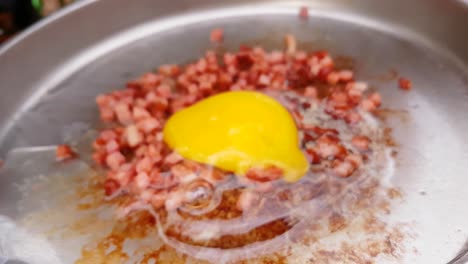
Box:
163, 91, 309, 182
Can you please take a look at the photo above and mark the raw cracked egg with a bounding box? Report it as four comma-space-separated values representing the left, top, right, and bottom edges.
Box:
163, 91, 309, 182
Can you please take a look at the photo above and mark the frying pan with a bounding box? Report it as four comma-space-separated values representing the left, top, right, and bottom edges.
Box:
0, 0, 467, 263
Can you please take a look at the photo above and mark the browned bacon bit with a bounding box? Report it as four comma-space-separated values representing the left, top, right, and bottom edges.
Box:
304, 86, 318, 99
316, 135, 347, 160
235, 53, 254, 71
301, 101, 312, 110
346, 82, 367, 103
164, 151, 184, 165
299, 6, 309, 20
55, 144, 76, 161
210, 28, 224, 43
352, 135, 371, 152
369, 92, 382, 107
246, 166, 284, 182
125, 125, 143, 147
361, 92, 382, 112
398, 77, 412, 91
106, 151, 126, 171
344, 111, 362, 124
303, 132, 316, 144
306, 148, 321, 164
303, 125, 339, 137
332, 159, 357, 177
104, 178, 120, 196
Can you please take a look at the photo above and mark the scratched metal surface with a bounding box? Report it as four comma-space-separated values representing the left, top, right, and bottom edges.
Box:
0, 0, 467, 263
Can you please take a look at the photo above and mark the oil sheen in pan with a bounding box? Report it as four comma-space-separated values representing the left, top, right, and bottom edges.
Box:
0, 0, 467, 263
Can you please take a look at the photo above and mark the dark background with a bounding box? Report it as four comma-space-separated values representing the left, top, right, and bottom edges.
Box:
0, 0, 74, 44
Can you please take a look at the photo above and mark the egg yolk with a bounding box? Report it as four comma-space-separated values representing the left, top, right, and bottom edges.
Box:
163, 91, 309, 182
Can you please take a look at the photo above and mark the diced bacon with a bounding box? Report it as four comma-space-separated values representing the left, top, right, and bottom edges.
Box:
345, 111, 362, 124
316, 135, 347, 159
157, 84, 172, 98
210, 28, 224, 43
304, 86, 318, 99
398, 77, 412, 91
361, 99, 377, 112
147, 145, 163, 161
105, 140, 120, 153
328, 91, 349, 107
135, 145, 148, 157
306, 148, 321, 164
113, 164, 134, 186
96, 94, 110, 106
132, 106, 151, 120
125, 125, 143, 147
327, 71, 340, 85
345, 154, 363, 167
136, 156, 154, 173
158, 64, 180, 77
56, 144, 75, 161
115, 102, 133, 125
332, 160, 357, 177
369, 92, 382, 107
104, 179, 120, 196
360, 92, 382, 112
100, 130, 118, 141
352, 135, 371, 151
135, 172, 151, 189
317, 66, 333, 82
313, 50, 328, 60
99, 107, 115, 122
137, 118, 160, 133
136, 73, 161, 89
246, 166, 283, 182
347, 87, 363, 102
171, 164, 197, 184
195, 58, 208, 72
304, 126, 339, 137
299, 6, 309, 20
347, 82, 368, 92
258, 74, 271, 86
155, 132, 164, 142
338, 70, 354, 82
303, 132, 316, 144
92, 151, 107, 165
164, 152, 183, 165
106, 151, 125, 171
302, 101, 311, 110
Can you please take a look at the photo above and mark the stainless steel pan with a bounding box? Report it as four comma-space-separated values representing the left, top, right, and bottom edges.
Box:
0, 0, 467, 263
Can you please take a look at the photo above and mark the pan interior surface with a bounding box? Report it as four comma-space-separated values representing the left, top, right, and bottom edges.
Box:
0, 1, 467, 263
